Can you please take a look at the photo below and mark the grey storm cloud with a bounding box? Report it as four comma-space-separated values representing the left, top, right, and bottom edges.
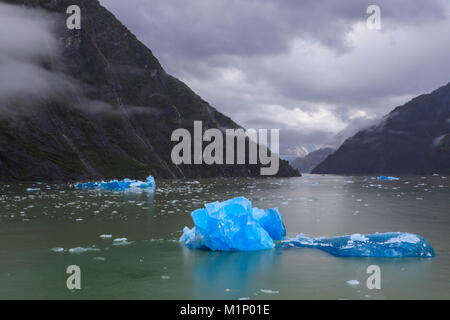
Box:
101, 0, 447, 59
99, 0, 450, 155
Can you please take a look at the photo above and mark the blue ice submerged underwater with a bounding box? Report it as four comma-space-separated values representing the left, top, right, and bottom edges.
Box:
180, 196, 435, 257
75, 175, 155, 191
281, 232, 435, 257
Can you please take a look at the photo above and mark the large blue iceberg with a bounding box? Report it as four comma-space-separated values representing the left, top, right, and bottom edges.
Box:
75, 175, 155, 191
180, 197, 286, 251
180, 197, 435, 257
281, 232, 435, 257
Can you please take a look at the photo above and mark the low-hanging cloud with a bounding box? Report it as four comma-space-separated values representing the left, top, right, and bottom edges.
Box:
0, 3, 75, 107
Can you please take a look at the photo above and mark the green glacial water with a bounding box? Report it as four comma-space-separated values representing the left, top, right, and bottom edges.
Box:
0, 174, 449, 299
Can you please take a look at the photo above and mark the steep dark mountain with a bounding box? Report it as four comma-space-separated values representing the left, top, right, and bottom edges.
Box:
0, 0, 299, 181
291, 148, 334, 173
312, 83, 450, 175
429, 134, 450, 173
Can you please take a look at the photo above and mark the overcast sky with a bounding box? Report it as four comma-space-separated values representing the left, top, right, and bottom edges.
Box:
100, 0, 450, 155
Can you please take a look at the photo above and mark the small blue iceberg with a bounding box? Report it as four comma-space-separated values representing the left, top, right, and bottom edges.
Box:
376, 176, 399, 180
75, 175, 155, 191
180, 197, 286, 251
282, 232, 435, 258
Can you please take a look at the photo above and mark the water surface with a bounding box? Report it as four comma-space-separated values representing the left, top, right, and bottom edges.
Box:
0, 174, 449, 299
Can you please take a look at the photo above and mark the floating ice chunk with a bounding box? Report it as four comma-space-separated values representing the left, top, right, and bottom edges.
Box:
74, 175, 155, 191
346, 280, 360, 286
376, 176, 399, 181
180, 197, 286, 251
282, 232, 435, 257
68, 246, 101, 253
112, 238, 133, 246
93, 257, 105, 261
260, 289, 279, 294
99, 234, 112, 238
26, 188, 40, 191
51, 247, 64, 253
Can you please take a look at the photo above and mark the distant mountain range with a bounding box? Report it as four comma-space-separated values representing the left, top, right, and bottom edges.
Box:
290, 148, 335, 173
313, 82, 450, 174
0, 0, 298, 181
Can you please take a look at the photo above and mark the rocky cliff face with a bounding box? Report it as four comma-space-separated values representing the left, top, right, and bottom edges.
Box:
312, 83, 450, 175
0, 0, 299, 181
291, 148, 334, 173
429, 134, 450, 173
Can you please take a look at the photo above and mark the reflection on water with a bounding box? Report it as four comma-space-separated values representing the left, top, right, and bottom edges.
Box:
0, 174, 449, 299
184, 248, 280, 299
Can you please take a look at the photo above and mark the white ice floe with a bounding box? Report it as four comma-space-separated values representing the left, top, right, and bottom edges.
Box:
68, 246, 101, 253
346, 280, 360, 286
260, 289, 279, 294
93, 257, 105, 261
112, 238, 133, 246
